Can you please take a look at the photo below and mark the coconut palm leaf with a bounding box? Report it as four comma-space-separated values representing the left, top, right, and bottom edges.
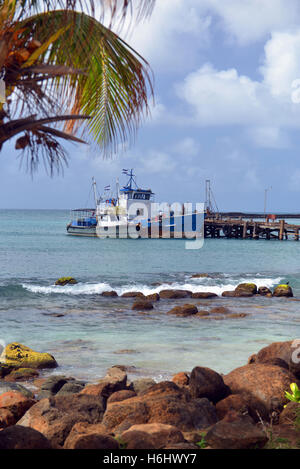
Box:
13, 10, 153, 153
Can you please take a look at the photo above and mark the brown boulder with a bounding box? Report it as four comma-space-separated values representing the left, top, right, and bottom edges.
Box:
17, 394, 105, 447
224, 363, 299, 417
121, 423, 185, 449
146, 293, 160, 302
250, 340, 300, 378
4, 368, 39, 382
0, 408, 16, 428
0, 391, 36, 421
210, 306, 231, 314
107, 390, 137, 404
0, 425, 52, 449
122, 291, 145, 298
278, 402, 300, 425
167, 304, 198, 317
191, 292, 218, 299
64, 422, 118, 449
273, 285, 293, 297
222, 291, 236, 297
159, 290, 192, 299
235, 283, 257, 296
101, 291, 118, 297
172, 372, 190, 387
258, 286, 272, 296
80, 367, 127, 401
132, 299, 154, 311
131, 378, 156, 395
215, 393, 266, 422
205, 412, 268, 449
102, 381, 218, 434
189, 367, 228, 403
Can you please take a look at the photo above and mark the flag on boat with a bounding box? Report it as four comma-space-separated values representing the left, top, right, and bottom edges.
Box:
104, 185, 111, 191
122, 169, 129, 175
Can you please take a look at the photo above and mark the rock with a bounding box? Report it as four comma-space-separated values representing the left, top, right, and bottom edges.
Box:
235, 283, 257, 296
195, 311, 210, 317
37, 390, 53, 400
215, 393, 265, 422
227, 313, 248, 319
250, 341, 300, 379
167, 304, 198, 317
205, 412, 268, 449
0, 381, 34, 399
122, 291, 145, 298
172, 372, 190, 387
224, 363, 300, 418
132, 300, 153, 311
41, 375, 69, 394
0, 425, 52, 449
0, 408, 16, 428
121, 423, 185, 449
164, 442, 199, 449
64, 423, 119, 449
279, 402, 300, 425
191, 292, 218, 298
210, 307, 231, 315
0, 364, 14, 378
159, 290, 192, 299
191, 274, 209, 278
102, 381, 218, 434
222, 291, 236, 297
273, 284, 293, 297
258, 286, 272, 296
146, 293, 160, 302
55, 277, 77, 286
131, 378, 156, 395
4, 368, 39, 382
56, 382, 85, 396
80, 367, 127, 402
0, 343, 57, 369
101, 291, 118, 297
189, 367, 228, 404
18, 394, 105, 447
107, 390, 137, 404
0, 391, 36, 421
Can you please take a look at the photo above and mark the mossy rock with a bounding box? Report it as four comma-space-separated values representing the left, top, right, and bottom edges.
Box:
273, 284, 293, 297
4, 367, 39, 382
0, 343, 58, 369
55, 277, 77, 286
234, 283, 257, 296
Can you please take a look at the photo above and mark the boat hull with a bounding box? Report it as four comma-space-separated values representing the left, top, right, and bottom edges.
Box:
66, 225, 97, 237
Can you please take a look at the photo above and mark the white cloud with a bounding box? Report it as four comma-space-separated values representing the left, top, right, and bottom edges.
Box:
262, 31, 300, 98
201, 0, 300, 45
176, 63, 269, 126
246, 126, 290, 149
174, 28, 300, 139
120, 0, 211, 71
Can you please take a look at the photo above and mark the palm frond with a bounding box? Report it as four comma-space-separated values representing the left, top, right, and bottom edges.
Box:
14, 10, 153, 154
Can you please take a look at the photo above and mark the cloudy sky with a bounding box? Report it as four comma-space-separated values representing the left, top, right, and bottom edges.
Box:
2, 0, 300, 211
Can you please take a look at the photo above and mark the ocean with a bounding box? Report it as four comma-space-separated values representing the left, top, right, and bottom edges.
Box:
0, 209, 299, 384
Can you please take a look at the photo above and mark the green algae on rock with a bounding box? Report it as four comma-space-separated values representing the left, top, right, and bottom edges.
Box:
273, 284, 293, 297
55, 277, 77, 286
0, 343, 57, 369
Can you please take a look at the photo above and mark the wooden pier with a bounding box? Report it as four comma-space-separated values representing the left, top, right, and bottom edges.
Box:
204, 216, 300, 241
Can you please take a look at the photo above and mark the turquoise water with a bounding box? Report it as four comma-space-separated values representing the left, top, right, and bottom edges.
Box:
0, 209, 300, 383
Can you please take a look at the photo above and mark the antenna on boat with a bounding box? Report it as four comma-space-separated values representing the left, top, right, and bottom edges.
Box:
122, 168, 137, 190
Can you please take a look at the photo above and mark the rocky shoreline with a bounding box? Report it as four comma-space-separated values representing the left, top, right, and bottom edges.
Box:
0, 338, 300, 449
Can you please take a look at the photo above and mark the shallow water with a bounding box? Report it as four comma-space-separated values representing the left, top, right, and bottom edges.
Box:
0, 209, 299, 382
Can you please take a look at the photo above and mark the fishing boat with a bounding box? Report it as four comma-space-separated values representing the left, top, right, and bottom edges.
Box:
66, 170, 203, 239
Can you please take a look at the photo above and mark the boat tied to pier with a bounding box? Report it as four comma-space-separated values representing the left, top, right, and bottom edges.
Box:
66, 170, 203, 239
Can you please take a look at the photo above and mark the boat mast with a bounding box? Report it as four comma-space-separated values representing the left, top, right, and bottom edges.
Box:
92, 177, 99, 207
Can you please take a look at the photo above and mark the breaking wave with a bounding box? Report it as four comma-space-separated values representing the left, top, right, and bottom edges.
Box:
22, 275, 283, 297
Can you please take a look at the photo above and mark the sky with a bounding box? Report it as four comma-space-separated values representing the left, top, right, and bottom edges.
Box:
2, 0, 300, 211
